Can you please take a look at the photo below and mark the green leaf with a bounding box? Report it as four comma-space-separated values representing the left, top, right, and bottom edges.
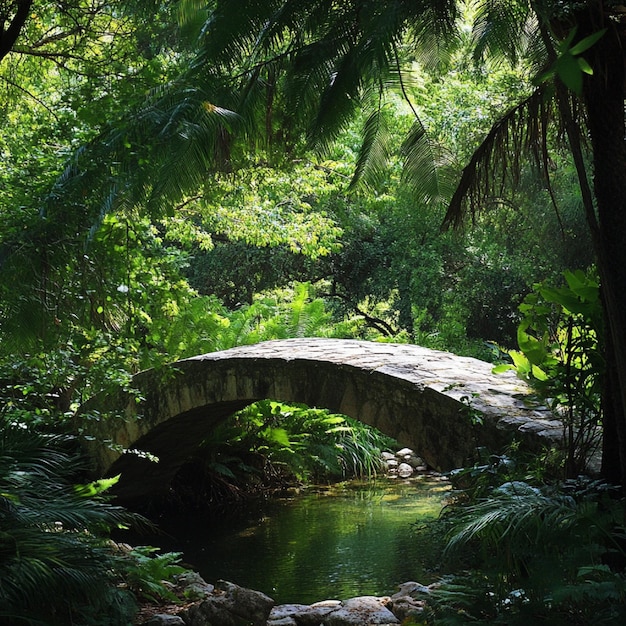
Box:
577, 57, 593, 75
517, 325, 548, 366
556, 53, 583, 95
74, 474, 121, 496
569, 29, 606, 56
263, 427, 291, 447
564, 269, 599, 301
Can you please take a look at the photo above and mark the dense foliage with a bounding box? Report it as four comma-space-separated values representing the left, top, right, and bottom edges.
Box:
0, 0, 624, 623
0, 418, 139, 624
418, 457, 626, 625
167, 400, 396, 508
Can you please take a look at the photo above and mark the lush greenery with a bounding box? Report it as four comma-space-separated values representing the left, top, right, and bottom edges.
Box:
0, 1, 625, 623
415, 453, 626, 625
0, 417, 138, 625
166, 399, 396, 508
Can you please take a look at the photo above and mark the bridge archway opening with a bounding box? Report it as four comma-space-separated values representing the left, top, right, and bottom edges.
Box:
133, 398, 404, 509
105, 396, 407, 505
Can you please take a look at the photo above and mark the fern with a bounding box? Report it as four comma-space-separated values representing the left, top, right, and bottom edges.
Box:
0, 418, 141, 625
121, 546, 186, 603
436, 478, 626, 623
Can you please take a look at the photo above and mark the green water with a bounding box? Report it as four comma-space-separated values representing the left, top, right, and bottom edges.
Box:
150, 477, 448, 605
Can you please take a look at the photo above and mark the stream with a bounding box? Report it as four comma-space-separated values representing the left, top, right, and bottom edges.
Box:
143, 476, 449, 605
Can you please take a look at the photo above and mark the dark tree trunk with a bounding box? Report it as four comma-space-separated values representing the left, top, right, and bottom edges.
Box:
0, 0, 32, 62
601, 326, 624, 484
581, 10, 626, 488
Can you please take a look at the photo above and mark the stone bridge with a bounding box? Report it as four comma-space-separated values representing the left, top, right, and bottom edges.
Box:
79, 338, 562, 501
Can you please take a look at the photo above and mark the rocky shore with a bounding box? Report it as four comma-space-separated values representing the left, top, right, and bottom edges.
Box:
138, 575, 434, 625
380, 447, 429, 478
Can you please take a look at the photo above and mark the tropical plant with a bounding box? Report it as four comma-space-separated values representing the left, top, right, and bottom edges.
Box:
0, 416, 140, 625
116, 0, 624, 489
120, 546, 186, 604
426, 478, 626, 625
165, 399, 395, 507
495, 269, 603, 477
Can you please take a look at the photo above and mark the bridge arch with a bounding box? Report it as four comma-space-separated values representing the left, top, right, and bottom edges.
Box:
79, 339, 561, 501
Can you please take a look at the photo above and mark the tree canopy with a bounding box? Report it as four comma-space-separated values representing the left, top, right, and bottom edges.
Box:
0, 2, 623, 480
2, 2, 626, 622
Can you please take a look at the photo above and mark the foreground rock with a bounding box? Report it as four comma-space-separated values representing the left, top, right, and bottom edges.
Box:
137, 575, 434, 625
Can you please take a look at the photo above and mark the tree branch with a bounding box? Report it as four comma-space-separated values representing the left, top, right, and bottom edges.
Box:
0, 75, 59, 119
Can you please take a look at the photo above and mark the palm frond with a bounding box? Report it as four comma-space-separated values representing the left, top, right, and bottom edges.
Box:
472, 0, 536, 65
39, 0, 463, 233
445, 480, 581, 570
401, 116, 456, 208
349, 101, 394, 190
200, 0, 284, 68
443, 85, 558, 228
0, 420, 142, 623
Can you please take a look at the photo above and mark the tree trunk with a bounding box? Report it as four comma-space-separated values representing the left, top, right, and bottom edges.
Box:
581, 13, 626, 488
0, 0, 32, 62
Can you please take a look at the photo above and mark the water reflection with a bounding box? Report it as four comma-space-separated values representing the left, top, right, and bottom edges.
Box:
150, 477, 448, 605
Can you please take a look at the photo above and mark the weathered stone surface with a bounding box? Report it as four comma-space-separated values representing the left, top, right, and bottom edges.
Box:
388, 595, 425, 621
267, 617, 298, 626
142, 616, 185, 626
175, 571, 215, 600
140, 579, 441, 626
322, 596, 399, 625
391, 581, 431, 599
182, 597, 238, 626
387, 581, 431, 622
397, 462, 413, 478
292, 600, 342, 625
267, 597, 400, 626
268, 603, 309, 625
171, 580, 274, 626
77, 338, 562, 500
215, 580, 275, 625
268, 601, 341, 625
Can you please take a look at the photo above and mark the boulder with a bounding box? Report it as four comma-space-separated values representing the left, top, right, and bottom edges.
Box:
391, 581, 431, 599
179, 580, 274, 626
323, 596, 399, 625
294, 600, 342, 625
176, 571, 215, 600
395, 448, 413, 458
268, 603, 310, 621
216, 580, 275, 625
268, 618, 298, 626
142, 616, 186, 626
388, 595, 425, 622
397, 463, 413, 478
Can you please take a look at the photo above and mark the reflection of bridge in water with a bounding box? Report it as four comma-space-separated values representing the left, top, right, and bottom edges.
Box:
79, 338, 561, 501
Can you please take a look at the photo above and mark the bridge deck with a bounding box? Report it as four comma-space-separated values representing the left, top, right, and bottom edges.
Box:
185, 338, 560, 438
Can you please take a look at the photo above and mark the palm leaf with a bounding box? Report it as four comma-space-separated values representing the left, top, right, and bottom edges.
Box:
0, 420, 142, 623
472, 0, 535, 65
401, 115, 456, 208
443, 85, 558, 228
349, 102, 393, 189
